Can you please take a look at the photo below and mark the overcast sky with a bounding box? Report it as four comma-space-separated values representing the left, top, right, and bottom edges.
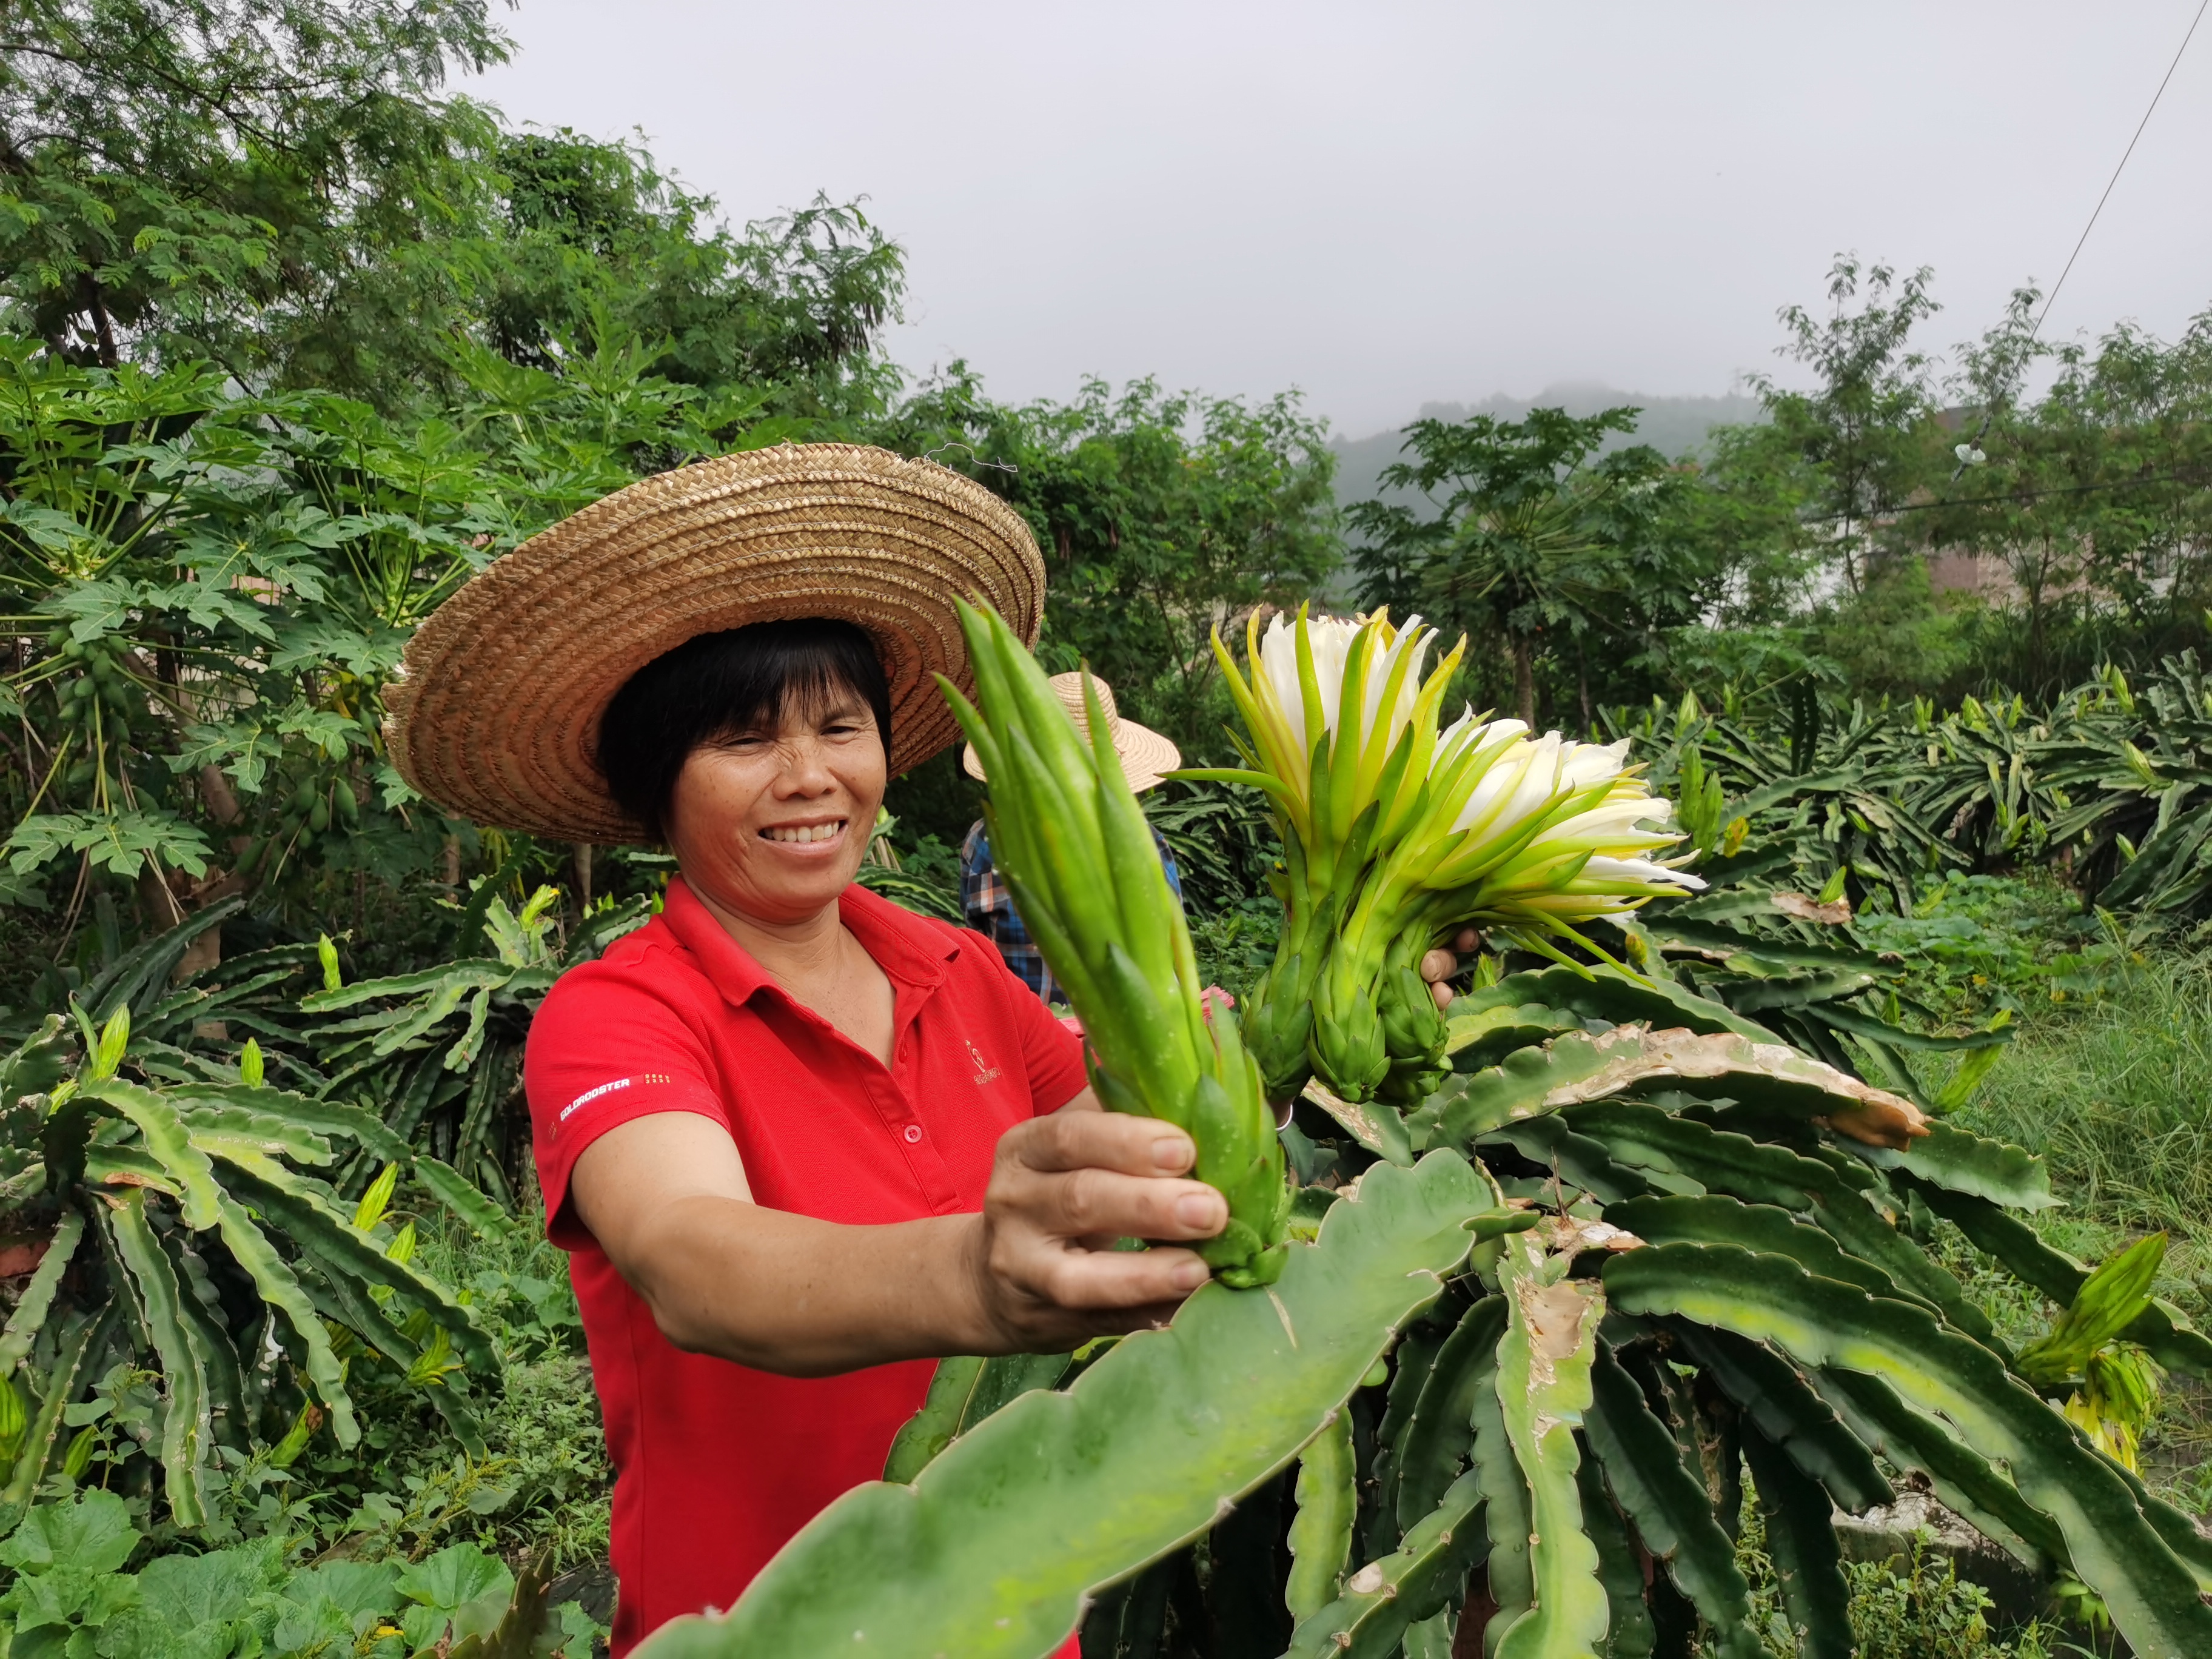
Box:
470, 2, 2212, 440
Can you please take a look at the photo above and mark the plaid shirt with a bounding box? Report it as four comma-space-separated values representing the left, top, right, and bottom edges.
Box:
961, 820, 1184, 1005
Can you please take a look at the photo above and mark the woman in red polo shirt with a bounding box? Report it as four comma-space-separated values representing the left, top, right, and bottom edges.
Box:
386, 447, 1226, 1654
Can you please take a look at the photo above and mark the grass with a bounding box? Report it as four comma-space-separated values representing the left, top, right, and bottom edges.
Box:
1720, 1503, 2059, 1659
404, 1202, 614, 1571
1960, 948, 2212, 1238
1932, 943, 2212, 1517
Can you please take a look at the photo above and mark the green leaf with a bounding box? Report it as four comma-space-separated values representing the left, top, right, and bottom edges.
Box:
1809, 1367, 2063, 1571
307, 1255, 488, 1460
79, 1079, 222, 1230
2018, 1232, 2166, 1385
1363, 1323, 1446, 1563
173, 1083, 409, 1164
295, 959, 509, 1014
1583, 1340, 1761, 1659
1490, 1232, 1608, 1659
1900, 1177, 2212, 1376
0, 1016, 74, 1108
0, 1209, 85, 1376
2, 809, 213, 882
1, 1308, 113, 1509
1569, 1104, 1993, 1343
1284, 1409, 1355, 1624
0, 1487, 138, 1575
1301, 1079, 1415, 1167
1851, 1121, 2058, 1211
398, 1541, 515, 1614
1575, 1455, 1654, 1659
1453, 965, 1773, 1044
352, 1161, 400, 1232
1281, 1470, 1486, 1659
79, 898, 241, 1023
176, 1102, 333, 1167
104, 1191, 213, 1527
1640, 914, 1889, 974
90, 1005, 130, 1081
883, 1353, 1073, 1485
1471, 1351, 1533, 1651
1800, 1002, 2010, 1054
210, 1193, 358, 1448
1395, 1296, 1506, 1531
413, 1157, 517, 1238
1606, 1195, 1898, 1304
1478, 1116, 1652, 1207
634, 1150, 1508, 1659
1443, 1001, 1583, 1071
216, 1156, 495, 1375
1741, 1421, 1851, 1659
1663, 1323, 1888, 1513
1430, 1024, 1922, 1147
1605, 1241, 2212, 1658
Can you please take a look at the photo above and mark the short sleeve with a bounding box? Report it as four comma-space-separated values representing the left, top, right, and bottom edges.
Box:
526, 959, 730, 1249
971, 933, 1088, 1113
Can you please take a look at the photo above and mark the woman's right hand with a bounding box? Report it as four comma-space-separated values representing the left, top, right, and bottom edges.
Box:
964, 1105, 1226, 1354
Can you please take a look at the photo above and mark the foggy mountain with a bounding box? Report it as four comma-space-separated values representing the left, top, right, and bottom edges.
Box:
1329, 381, 1765, 512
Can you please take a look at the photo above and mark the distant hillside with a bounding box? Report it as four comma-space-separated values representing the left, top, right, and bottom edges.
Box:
1331, 381, 1765, 512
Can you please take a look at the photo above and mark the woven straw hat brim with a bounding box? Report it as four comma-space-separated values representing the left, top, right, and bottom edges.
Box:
386, 443, 1045, 843
962, 722, 1181, 794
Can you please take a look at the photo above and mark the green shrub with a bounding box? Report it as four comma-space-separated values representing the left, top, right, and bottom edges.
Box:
0, 1486, 601, 1658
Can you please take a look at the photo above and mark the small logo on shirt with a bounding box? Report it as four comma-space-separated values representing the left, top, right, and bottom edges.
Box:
556, 1075, 672, 1132
966, 1042, 1002, 1087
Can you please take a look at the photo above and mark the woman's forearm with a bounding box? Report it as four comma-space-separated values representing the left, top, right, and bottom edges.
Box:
571, 1107, 1225, 1375
622, 1195, 995, 1376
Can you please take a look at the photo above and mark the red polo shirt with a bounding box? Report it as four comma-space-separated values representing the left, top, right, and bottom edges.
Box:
526, 877, 1089, 1654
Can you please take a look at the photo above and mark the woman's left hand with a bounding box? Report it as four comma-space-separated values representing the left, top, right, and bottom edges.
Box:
1418, 926, 1482, 1010
963, 1106, 1224, 1354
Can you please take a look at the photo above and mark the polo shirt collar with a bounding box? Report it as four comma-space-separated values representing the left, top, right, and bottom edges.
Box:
659, 876, 958, 1012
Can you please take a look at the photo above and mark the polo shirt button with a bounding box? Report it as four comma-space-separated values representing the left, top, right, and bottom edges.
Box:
903, 1124, 923, 1144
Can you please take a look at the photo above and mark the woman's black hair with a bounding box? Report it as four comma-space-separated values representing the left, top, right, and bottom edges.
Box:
595, 618, 892, 841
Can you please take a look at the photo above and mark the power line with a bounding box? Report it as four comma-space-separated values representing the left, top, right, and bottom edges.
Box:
2035, 0, 2208, 338
1806, 466, 2210, 525
1949, 0, 2208, 482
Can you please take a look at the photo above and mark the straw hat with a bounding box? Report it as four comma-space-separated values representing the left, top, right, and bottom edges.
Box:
962, 672, 1181, 794
386, 443, 1045, 843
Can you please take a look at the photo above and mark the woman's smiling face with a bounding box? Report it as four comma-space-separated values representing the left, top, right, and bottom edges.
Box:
662, 684, 888, 928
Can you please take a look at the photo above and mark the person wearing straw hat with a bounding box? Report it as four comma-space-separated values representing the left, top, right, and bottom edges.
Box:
959, 672, 1185, 1005
387, 445, 1225, 1655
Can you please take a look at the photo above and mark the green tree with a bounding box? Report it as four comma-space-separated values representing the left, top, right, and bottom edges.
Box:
1748, 256, 1945, 595
0, 0, 507, 376
1920, 297, 2212, 692
0, 2, 907, 413
1349, 405, 1691, 726
883, 370, 1341, 752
